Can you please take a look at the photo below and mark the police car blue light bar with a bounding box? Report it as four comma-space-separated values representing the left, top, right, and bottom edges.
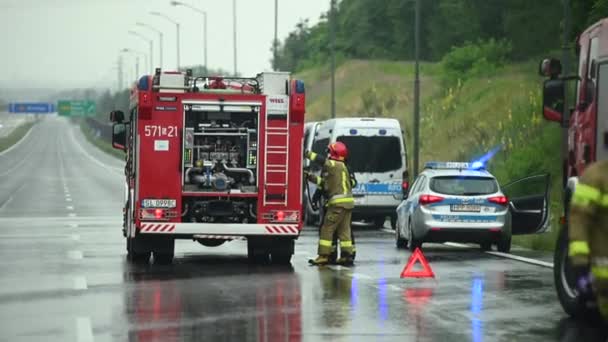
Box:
424, 161, 486, 170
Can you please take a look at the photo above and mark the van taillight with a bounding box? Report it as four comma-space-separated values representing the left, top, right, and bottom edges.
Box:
488, 196, 508, 206
419, 195, 444, 205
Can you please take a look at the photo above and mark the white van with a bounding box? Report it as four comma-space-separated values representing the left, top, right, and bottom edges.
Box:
311, 118, 408, 229
302, 121, 322, 224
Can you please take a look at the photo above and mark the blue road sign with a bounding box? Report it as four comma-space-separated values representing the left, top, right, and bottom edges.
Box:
8, 102, 55, 114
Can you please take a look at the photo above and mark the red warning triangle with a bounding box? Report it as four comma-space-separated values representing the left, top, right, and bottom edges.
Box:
400, 248, 435, 278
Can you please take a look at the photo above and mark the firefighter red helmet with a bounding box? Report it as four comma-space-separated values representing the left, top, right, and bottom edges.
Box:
328, 142, 348, 161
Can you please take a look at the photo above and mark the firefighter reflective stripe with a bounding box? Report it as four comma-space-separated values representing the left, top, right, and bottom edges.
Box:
328, 197, 354, 205
569, 240, 591, 257
319, 239, 332, 247
314, 175, 323, 186
329, 160, 335, 167
572, 184, 602, 207
592, 266, 608, 279
342, 169, 349, 194
602, 194, 608, 207
340, 240, 353, 247
309, 152, 318, 161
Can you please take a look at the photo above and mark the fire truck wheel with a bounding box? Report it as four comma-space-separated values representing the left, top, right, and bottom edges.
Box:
554, 222, 600, 319
247, 240, 270, 264
154, 252, 174, 265
271, 239, 294, 265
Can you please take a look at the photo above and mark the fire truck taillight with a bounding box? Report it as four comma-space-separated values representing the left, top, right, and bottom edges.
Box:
263, 210, 299, 223
140, 209, 178, 221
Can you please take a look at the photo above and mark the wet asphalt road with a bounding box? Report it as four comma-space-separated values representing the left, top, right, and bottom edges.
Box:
0, 116, 606, 342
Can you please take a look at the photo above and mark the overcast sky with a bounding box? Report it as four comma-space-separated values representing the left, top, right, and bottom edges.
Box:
0, 0, 328, 90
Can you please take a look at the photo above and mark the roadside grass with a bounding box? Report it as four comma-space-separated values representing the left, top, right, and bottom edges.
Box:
79, 119, 124, 160
300, 59, 562, 251
0, 121, 35, 153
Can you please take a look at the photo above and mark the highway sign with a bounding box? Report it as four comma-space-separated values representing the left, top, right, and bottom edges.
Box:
57, 100, 96, 117
9, 102, 55, 114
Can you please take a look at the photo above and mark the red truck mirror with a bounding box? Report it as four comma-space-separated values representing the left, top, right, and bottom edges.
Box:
110, 110, 125, 123
539, 58, 562, 78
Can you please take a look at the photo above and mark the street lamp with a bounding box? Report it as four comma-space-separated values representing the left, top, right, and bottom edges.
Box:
128, 30, 154, 72
122, 48, 148, 78
150, 11, 181, 70
137, 22, 164, 69
170, 1, 207, 73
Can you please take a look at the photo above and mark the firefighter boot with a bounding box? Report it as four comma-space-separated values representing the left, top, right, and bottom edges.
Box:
309, 255, 330, 266
336, 253, 355, 267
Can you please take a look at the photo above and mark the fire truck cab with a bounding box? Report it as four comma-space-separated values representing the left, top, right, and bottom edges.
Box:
110, 69, 306, 265
540, 18, 608, 317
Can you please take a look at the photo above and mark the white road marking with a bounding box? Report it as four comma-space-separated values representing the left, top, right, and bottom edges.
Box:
73, 276, 87, 290
70, 234, 80, 241
389, 285, 402, 291
0, 122, 35, 157
68, 213, 77, 217
68, 223, 78, 228
0, 196, 14, 211
444, 242, 554, 268
351, 273, 373, 280
379, 228, 555, 268
67, 206, 74, 210
68, 125, 122, 175
66, 198, 73, 202
76, 317, 94, 342
68, 250, 83, 259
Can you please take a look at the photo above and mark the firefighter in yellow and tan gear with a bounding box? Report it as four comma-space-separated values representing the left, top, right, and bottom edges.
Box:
304, 141, 355, 266
568, 160, 608, 321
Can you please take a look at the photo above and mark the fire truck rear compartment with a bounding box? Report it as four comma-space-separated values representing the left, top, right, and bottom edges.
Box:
183, 110, 258, 193
185, 198, 256, 223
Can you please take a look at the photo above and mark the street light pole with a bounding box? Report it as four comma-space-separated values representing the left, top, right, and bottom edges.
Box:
122, 48, 148, 77
273, 0, 278, 71
137, 22, 164, 69
233, 0, 238, 76
330, 0, 336, 119
129, 30, 154, 72
170, 1, 207, 72
413, 0, 421, 177
117, 55, 124, 91
150, 12, 181, 70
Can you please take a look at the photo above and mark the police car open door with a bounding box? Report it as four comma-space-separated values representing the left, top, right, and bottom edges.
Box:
501, 173, 551, 235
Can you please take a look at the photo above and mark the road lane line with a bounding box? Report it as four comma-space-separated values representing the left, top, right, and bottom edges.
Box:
68, 125, 122, 175
67, 206, 74, 210
444, 242, 554, 268
69, 213, 77, 218
66, 198, 73, 202
76, 317, 94, 342
73, 276, 88, 290
68, 250, 83, 259
68, 223, 78, 228
70, 234, 80, 241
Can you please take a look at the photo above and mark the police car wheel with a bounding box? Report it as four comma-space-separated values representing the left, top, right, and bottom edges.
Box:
480, 242, 492, 251
395, 225, 408, 249
496, 234, 511, 253
407, 222, 422, 250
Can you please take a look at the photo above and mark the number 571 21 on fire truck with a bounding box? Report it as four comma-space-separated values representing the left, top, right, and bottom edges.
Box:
109, 69, 306, 265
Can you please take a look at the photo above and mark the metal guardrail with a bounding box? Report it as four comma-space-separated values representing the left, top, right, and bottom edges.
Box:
84, 117, 112, 142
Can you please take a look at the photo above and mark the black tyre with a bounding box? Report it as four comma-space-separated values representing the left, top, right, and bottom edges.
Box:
554, 223, 599, 319
126, 238, 151, 264
248, 240, 270, 264
270, 239, 294, 265
480, 242, 492, 251
271, 252, 292, 265
154, 252, 174, 265
390, 215, 397, 230
395, 224, 407, 249
407, 222, 422, 250
497, 234, 512, 253
374, 216, 386, 229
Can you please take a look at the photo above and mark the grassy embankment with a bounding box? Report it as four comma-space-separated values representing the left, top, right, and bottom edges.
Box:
78, 119, 124, 160
299, 59, 562, 251
0, 121, 35, 153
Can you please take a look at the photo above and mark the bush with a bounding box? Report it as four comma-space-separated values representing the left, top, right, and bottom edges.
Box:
440, 39, 512, 86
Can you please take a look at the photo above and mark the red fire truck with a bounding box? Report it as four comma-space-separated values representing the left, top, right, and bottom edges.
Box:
109, 69, 306, 265
540, 18, 608, 317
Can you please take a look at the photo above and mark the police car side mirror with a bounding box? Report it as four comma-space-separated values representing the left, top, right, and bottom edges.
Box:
112, 123, 127, 151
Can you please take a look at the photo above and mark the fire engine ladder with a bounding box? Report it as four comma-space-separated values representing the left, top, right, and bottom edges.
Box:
263, 112, 289, 206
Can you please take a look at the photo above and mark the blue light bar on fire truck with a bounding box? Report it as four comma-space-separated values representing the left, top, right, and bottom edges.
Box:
424, 161, 486, 170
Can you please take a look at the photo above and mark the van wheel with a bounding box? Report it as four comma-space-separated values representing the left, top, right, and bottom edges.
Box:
374, 216, 386, 229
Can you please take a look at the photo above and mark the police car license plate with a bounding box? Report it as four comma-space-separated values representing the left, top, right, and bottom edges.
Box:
142, 199, 176, 208
451, 204, 481, 212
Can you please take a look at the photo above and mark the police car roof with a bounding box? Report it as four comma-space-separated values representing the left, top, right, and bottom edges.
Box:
423, 168, 495, 178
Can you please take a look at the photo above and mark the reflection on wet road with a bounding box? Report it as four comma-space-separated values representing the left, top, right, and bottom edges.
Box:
0, 117, 606, 342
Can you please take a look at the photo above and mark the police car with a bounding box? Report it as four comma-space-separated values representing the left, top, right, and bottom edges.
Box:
395, 162, 552, 252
